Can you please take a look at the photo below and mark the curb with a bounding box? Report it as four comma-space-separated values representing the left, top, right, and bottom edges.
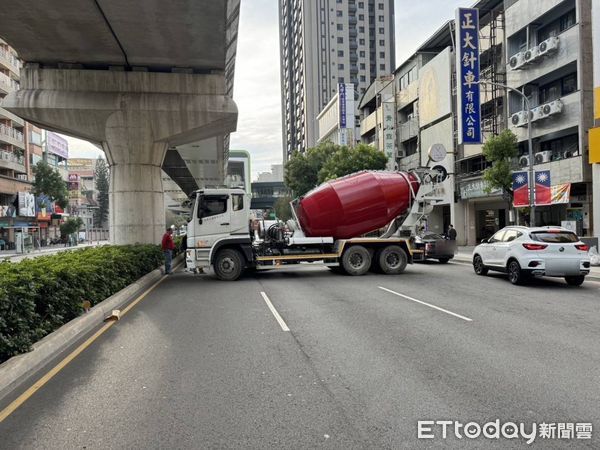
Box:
451, 256, 600, 282
0, 255, 183, 402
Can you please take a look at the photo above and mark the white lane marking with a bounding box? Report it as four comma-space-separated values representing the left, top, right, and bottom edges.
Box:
378, 286, 473, 322
260, 291, 290, 331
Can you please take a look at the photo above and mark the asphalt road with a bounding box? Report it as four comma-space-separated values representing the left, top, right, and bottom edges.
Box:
1, 260, 599, 449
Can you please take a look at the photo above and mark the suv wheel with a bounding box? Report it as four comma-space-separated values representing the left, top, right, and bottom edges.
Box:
507, 260, 526, 285
565, 276, 585, 286
473, 255, 488, 275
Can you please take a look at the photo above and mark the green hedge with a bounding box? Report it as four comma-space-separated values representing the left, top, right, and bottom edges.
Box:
0, 245, 163, 363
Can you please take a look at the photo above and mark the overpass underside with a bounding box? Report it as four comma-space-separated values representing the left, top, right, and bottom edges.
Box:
0, 0, 240, 244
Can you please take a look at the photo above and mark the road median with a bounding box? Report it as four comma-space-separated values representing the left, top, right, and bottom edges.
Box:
0, 255, 182, 402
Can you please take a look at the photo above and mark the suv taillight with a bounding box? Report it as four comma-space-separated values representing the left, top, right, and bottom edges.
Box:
522, 243, 548, 251
575, 244, 589, 252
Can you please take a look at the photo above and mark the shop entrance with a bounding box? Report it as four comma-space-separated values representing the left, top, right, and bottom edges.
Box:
476, 208, 506, 242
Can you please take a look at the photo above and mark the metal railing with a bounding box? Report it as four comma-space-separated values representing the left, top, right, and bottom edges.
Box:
0, 124, 24, 142
0, 47, 20, 71
0, 149, 25, 166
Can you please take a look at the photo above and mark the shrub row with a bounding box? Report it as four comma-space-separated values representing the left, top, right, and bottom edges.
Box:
0, 245, 163, 363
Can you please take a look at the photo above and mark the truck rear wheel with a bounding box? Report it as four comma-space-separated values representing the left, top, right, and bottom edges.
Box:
377, 245, 407, 274
214, 248, 244, 281
341, 245, 371, 276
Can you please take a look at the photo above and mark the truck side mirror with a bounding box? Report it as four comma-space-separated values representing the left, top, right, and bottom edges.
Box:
481, 238, 488, 244
198, 219, 203, 225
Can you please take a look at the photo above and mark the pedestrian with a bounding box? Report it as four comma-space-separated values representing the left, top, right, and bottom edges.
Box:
447, 224, 457, 240
161, 227, 175, 274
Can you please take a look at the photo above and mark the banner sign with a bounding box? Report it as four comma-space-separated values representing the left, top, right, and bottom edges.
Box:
382, 102, 396, 169
18, 192, 36, 217
46, 131, 69, 159
551, 183, 571, 204
338, 83, 347, 129
456, 8, 482, 144
534, 170, 551, 206
512, 171, 529, 207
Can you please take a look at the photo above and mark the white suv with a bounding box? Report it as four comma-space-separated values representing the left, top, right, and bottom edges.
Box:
472, 226, 591, 286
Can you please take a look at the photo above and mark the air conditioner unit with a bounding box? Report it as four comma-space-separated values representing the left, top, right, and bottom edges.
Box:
542, 99, 563, 117
511, 111, 529, 127
531, 106, 545, 122
535, 150, 553, 164
562, 149, 580, 159
519, 155, 530, 167
509, 52, 526, 70
523, 46, 540, 64
538, 36, 559, 57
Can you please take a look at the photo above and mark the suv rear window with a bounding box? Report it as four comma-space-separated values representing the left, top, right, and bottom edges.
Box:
530, 231, 578, 243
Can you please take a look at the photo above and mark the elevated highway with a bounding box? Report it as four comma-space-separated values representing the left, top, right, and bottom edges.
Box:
0, 0, 240, 243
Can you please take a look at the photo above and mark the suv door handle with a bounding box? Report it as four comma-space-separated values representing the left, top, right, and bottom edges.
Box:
220, 222, 230, 226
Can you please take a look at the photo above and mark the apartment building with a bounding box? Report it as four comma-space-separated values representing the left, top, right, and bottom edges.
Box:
504, 0, 594, 237
279, 0, 395, 161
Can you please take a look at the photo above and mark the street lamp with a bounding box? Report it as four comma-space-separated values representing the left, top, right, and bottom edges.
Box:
475, 80, 535, 227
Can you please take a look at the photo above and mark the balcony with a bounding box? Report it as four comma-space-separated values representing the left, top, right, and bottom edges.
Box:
0, 47, 20, 77
396, 81, 418, 109
510, 91, 581, 142
360, 110, 378, 136
0, 124, 25, 149
0, 107, 24, 126
0, 72, 17, 95
0, 150, 25, 173
398, 117, 419, 142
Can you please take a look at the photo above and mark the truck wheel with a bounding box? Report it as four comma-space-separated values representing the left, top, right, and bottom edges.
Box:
342, 245, 371, 276
378, 245, 407, 274
214, 248, 244, 281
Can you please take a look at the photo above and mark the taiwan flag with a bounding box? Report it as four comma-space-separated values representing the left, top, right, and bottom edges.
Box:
535, 170, 551, 206
512, 171, 529, 207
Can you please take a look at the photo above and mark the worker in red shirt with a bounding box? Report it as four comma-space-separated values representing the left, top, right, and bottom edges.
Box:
161, 227, 175, 274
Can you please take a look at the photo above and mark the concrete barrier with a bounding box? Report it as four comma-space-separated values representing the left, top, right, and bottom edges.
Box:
0, 255, 182, 402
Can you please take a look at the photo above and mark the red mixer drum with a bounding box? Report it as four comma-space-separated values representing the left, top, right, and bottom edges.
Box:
297, 171, 420, 239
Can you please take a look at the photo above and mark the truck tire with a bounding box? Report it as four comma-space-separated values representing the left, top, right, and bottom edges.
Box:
377, 245, 407, 274
214, 248, 244, 281
341, 245, 371, 276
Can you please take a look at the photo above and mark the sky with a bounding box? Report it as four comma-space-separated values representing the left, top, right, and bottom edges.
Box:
65, 0, 466, 180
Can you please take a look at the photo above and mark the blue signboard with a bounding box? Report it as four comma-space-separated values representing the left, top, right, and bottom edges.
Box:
338, 83, 347, 128
456, 8, 481, 144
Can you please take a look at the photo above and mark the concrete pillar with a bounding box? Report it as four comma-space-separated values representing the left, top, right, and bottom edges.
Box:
3, 68, 237, 244
592, 0, 600, 238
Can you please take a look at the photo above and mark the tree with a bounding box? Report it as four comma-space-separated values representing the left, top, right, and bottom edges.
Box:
59, 217, 83, 237
94, 157, 110, 228
318, 143, 388, 182
284, 142, 388, 196
482, 129, 519, 219
273, 196, 293, 221
284, 142, 335, 196
32, 161, 68, 209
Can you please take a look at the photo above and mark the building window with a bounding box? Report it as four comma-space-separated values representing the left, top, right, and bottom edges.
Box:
338, 77, 345, 83
336, 10, 343, 17
379, 51, 385, 58
337, 23, 343, 30
359, 26, 365, 33
337, 37, 344, 43
359, 14, 364, 20
379, 27, 384, 34
378, 15, 384, 22
379, 39, 385, 46
360, 50, 365, 57
360, 63, 365, 69
338, 50, 344, 57
338, 63, 345, 69
359, 38, 365, 45
538, 9, 577, 41
539, 72, 577, 103
378, 3, 384, 9
360, 75, 366, 82
358, 1, 364, 7
379, 64, 386, 70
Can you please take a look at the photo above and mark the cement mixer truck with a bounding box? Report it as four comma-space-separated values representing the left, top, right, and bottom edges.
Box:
185, 168, 445, 281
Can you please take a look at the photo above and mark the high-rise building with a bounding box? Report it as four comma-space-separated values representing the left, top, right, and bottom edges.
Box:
279, 0, 395, 161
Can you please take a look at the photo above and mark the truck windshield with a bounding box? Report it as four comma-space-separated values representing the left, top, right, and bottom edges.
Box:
198, 195, 228, 218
